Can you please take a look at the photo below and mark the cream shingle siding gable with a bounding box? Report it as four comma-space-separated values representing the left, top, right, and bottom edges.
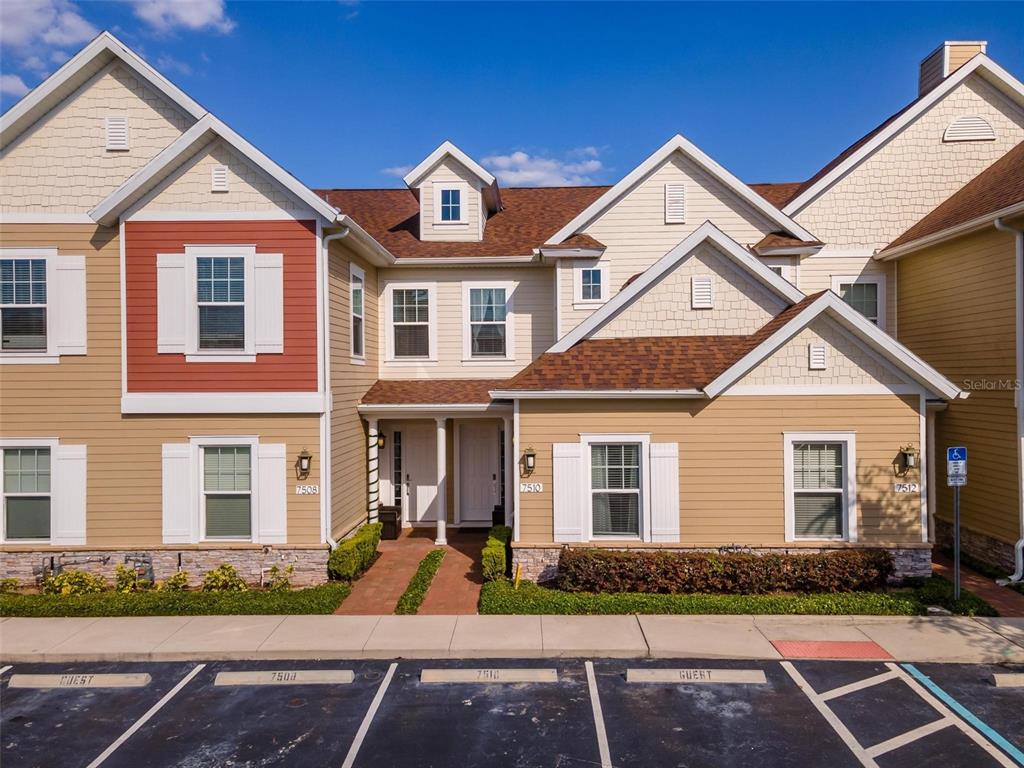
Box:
593, 242, 788, 338
795, 247, 896, 332
0, 63, 193, 213
416, 156, 485, 242
135, 138, 310, 215
794, 74, 1024, 249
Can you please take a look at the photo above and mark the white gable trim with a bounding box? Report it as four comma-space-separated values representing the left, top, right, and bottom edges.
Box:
549, 221, 805, 353
403, 140, 496, 188
704, 292, 963, 400
546, 134, 818, 245
89, 114, 339, 226
0, 31, 205, 148
784, 54, 1024, 216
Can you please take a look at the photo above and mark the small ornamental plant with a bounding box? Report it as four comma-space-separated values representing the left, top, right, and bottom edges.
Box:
115, 564, 150, 593
0, 578, 19, 594
42, 569, 106, 596
155, 571, 190, 592
201, 564, 248, 592
265, 564, 294, 592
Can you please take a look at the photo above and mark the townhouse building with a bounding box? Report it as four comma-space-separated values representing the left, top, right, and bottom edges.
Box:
1, 34, 1022, 585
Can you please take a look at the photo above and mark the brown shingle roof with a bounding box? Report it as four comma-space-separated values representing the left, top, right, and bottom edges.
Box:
749, 182, 804, 208
361, 379, 508, 405
753, 232, 824, 252
317, 186, 609, 259
885, 141, 1024, 251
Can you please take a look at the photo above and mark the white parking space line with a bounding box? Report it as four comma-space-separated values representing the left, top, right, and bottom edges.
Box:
0, 665, 12, 678
627, 668, 766, 685
820, 670, 899, 701
340, 662, 397, 768
85, 664, 205, 768
215, 670, 354, 686
585, 661, 612, 768
421, 668, 558, 684
864, 718, 954, 759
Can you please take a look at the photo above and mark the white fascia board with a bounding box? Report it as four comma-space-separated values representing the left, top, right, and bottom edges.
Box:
876, 201, 1024, 261
333, 215, 395, 267
90, 114, 340, 226
402, 140, 496, 188
1, 31, 206, 147
548, 221, 805, 354
489, 389, 706, 400
785, 55, 1024, 216
546, 134, 817, 245
392, 255, 538, 267
537, 247, 607, 259
122, 392, 326, 414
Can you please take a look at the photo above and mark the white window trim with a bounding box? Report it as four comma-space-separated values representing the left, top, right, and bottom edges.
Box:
350, 263, 366, 364
580, 433, 652, 542
573, 263, 610, 307
191, 435, 260, 543
461, 280, 515, 363
832, 274, 886, 330
761, 256, 798, 285
783, 431, 858, 543
0, 247, 59, 365
0, 437, 58, 544
384, 281, 437, 363
184, 244, 257, 363
433, 182, 469, 225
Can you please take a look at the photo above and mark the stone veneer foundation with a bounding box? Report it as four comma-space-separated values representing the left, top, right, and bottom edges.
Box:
512, 544, 933, 584
0, 546, 330, 588
934, 518, 1017, 575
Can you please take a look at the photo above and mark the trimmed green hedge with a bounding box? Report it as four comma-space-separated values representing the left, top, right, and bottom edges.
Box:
913, 575, 998, 617
482, 525, 513, 582
395, 549, 445, 615
557, 548, 894, 594
0, 583, 351, 618
328, 523, 382, 581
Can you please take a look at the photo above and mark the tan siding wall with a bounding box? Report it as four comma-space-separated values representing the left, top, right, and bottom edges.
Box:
328, 239, 379, 539
1, 64, 192, 213
897, 227, 1019, 544
517, 396, 922, 546
0, 224, 321, 546
796, 249, 897, 332
378, 266, 555, 378
418, 157, 484, 242
795, 74, 1024, 248
948, 44, 986, 73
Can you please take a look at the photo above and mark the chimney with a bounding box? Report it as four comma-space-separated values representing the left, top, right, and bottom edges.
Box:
919, 41, 987, 96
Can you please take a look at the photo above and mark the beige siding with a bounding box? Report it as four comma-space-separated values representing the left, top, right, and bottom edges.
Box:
795, 248, 897, 332
0, 224, 322, 546
795, 74, 1024, 248
897, 227, 1019, 544
328, 239, 379, 539
1, 63, 192, 213
417, 157, 485, 242
517, 396, 923, 546
948, 43, 986, 73
378, 266, 555, 378
594, 242, 787, 338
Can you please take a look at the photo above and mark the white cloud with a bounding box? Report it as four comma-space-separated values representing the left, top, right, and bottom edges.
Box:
0, 74, 31, 97
0, 1, 97, 62
130, 0, 235, 34
482, 148, 605, 186
381, 165, 413, 178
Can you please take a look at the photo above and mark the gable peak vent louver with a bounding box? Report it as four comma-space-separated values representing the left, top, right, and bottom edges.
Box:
943, 115, 996, 143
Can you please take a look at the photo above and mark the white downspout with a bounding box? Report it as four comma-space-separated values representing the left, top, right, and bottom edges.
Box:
994, 217, 1024, 581
322, 226, 351, 549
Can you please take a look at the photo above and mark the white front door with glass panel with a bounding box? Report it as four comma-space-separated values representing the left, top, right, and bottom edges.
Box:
458, 421, 500, 524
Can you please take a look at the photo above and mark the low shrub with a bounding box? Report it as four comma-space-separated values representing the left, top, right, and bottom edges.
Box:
155, 571, 190, 592
115, 564, 150, 593
911, 575, 998, 617
329, 523, 383, 581
481, 525, 513, 582
557, 548, 894, 595
265, 564, 294, 592
201, 564, 247, 592
395, 549, 445, 615
42, 569, 106, 596
0, 578, 20, 594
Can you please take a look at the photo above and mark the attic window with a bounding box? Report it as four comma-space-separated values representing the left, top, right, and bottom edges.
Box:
665, 183, 686, 224
808, 344, 828, 371
440, 188, 462, 222
691, 276, 713, 309
105, 116, 129, 151
943, 116, 996, 142
211, 165, 229, 193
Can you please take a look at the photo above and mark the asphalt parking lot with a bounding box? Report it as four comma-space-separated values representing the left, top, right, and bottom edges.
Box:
1, 658, 1022, 768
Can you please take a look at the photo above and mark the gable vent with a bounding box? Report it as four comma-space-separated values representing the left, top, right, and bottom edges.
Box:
691, 275, 713, 309
105, 116, 129, 150
808, 343, 828, 371
665, 183, 686, 224
211, 164, 229, 192
943, 115, 996, 142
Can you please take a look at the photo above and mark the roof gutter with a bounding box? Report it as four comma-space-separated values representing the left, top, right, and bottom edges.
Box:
392, 255, 539, 267
489, 389, 707, 400
536, 247, 607, 260
876, 201, 1024, 261
332, 214, 394, 266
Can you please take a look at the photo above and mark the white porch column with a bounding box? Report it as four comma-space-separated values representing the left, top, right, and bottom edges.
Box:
367, 417, 380, 523
503, 415, 514, 527
435, 416, 447, 545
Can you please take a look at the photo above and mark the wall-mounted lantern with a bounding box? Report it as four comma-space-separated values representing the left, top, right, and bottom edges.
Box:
297, 448, 313, 480
376, 433, 386, 450
522, 447, 537, 476
897, 445, 919, 476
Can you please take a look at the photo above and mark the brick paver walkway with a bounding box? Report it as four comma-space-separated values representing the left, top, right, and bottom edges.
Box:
419, 530, 488, 615
334, 528, 436, 615
933, 552, 1024, 617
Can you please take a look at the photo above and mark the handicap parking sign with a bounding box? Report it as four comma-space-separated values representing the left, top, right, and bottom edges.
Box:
947, 446, 967, 484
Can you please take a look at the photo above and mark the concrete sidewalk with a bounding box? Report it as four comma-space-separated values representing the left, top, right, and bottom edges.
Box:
2, 614, 1023, 663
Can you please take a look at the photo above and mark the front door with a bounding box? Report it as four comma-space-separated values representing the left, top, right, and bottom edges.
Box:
402, 421, 438, 523
458, 420, 500, 524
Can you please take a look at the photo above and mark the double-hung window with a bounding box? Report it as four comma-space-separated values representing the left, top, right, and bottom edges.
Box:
468, 287, 508, 357
2, 447, 51, 540
0, 258, 47, 352
591, 444, 641, 537
351, 265, 365, 359
392, 288, 430, 358
833, 275, 884, 328
440, 188, 462, 222
203, 446, 252, 539
786, 434, 856, 541
197, 256, 245, 350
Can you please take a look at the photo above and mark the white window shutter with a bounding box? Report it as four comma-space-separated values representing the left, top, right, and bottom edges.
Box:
254, 253, 284, 353
553, 443, 584, 542
161, 444, 193, 543
808, 343, 828, 370
649, 442, 680, 543
156, 254, 187, 353
105, 116, 129, 150
51, 444, 87, 545
691, 275, 713, 309
665, 183, 686, 224
257, 443, 287, 544
211, 164, 229, 192
53, 255, 87, 355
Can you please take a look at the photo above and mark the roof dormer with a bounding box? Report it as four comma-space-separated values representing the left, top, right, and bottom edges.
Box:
403, 141, 501, 242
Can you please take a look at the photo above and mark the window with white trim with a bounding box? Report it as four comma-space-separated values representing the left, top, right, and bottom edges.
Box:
392, 288, 430, 358
197, 256, 246, 350
833, 275, 885, 327
202, 446, 252, 539
440, 188, 462, 222
351, 264, 365, 359
590, 443, 641, 537
789, 441, 849, 540
574, 264, 609, 305
0, 257, 47, 352
2, 447, 51, 541
468, 287, 508, 357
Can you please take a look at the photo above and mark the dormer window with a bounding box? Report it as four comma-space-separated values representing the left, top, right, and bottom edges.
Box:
441, 188, 461, 222
433, 183, 468, 225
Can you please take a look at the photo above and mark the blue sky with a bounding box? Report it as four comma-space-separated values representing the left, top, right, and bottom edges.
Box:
2, 1, 1022, 189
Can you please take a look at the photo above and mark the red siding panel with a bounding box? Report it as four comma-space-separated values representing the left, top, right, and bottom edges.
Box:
126, 220, 319, 392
